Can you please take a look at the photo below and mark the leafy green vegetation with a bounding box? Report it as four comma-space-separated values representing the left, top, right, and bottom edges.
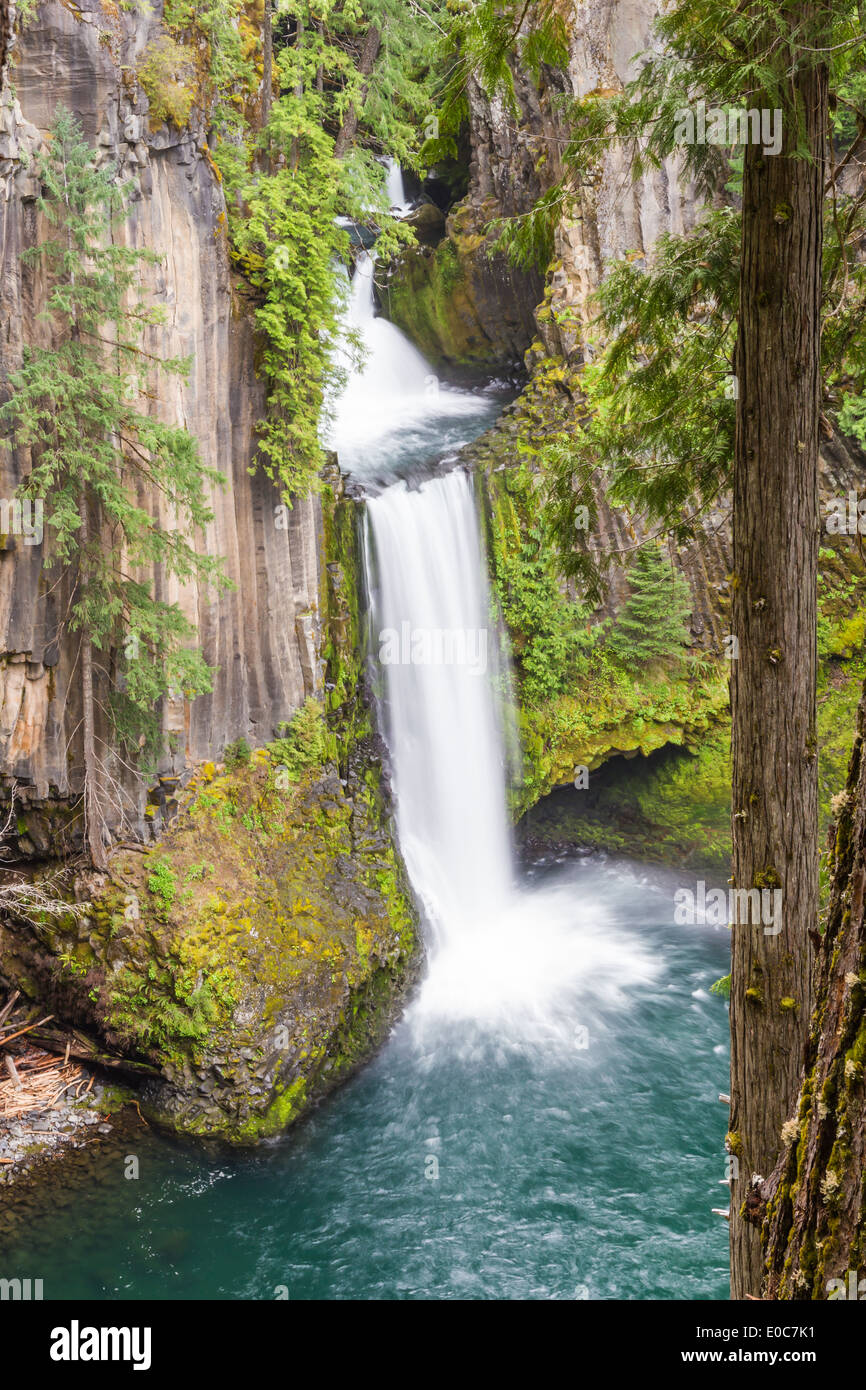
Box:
147, 860, 178, 918
491, 502, 594, 705
269, 697, 331, 783
425, 0, 568, 169
108, 958, 238, 1055
136, 35, 197, 127
223, 738, 253, 771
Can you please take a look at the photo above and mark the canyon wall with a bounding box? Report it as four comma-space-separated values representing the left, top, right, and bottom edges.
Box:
389, 0, 702, 370
0, 0, 323, 855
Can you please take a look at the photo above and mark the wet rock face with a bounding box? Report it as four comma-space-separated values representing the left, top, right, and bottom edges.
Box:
386, 1, 701, 368
0, 1, 324, 850
545, 0, 703, 358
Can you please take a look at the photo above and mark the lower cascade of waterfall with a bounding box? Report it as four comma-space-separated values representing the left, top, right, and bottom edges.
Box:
365, 468, 658, 1038
335, 254, 658, 1035
10, 238, 731, 1302
365, 468, 514, 939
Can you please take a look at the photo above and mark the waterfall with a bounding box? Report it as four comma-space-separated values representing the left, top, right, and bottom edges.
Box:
334, 253, 658, 1039
328, 250, 493, 479
365, 469, 658, 1038
366, 469, 513, 943
385, 158, 413, 216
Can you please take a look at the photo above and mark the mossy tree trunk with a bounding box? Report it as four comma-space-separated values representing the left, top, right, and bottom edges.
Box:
78, 498, 107, 871
760, 678, 866, 1298
729, 38, 826, 1297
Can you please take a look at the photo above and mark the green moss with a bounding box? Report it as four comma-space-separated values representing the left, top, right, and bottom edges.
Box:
385, 237, 487, 370
136, 35, 197, 128
319, 471, 368, 735
89, 650, 418, 1142
233, 1077, 308, 1141
522, 728, 732, 871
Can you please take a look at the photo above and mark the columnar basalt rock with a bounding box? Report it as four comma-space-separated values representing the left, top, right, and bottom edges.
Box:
388, 0, 702, 369
0, 1, 323, 854
545, 0, 701, 359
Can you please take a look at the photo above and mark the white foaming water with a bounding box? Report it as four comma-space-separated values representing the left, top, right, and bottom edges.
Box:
328, 252, 490, 476
366, 474, 659, 1044
385, 158, 413, 216
329, 247, 660, 1045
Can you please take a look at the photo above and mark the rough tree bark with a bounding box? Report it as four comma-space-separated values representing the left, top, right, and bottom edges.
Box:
333, 25, 381, 158
760, 680, 866, 1298
262, 0, 273, 126
77, 501, 107, 871
289, 15, 304, 171
728, 46, 827, 1297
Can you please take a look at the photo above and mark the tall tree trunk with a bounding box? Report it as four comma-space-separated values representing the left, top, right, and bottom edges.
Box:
333, 25, 381, 158
760, 677, 866, 1297
262, 0, 273, 126
729, 50, 827, 1297
78, 501, 107, 871
290, 15, 304, 171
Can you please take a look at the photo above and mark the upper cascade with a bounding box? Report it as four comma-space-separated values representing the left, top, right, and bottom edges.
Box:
326, 249, 492, 480
385, 158, 414, 217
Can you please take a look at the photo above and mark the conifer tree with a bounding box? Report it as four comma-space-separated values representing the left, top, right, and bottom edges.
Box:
761, 675, 866, 1297
0, 108, 228, 868
606, 545, 692, 669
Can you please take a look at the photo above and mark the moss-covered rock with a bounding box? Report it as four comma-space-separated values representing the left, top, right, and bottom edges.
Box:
521, 729, 732, 873
0, 731, 421, 1144
518, 659, 866, 880
383, 199, 543, 374
0, 464, 422, 1145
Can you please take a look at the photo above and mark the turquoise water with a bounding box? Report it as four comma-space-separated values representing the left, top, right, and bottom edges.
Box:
2, 856, 730, 1301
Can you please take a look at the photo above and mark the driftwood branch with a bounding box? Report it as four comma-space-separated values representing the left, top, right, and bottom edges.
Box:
28, 1024, 161, 1078
0, 990, 20, 1027
0, 1015, 54, 1048
4, 1053, 22, 1089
